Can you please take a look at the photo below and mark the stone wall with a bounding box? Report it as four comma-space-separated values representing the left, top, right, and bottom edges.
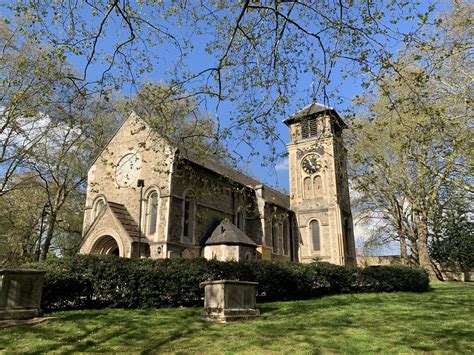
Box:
356, 255, 402, 267
167, 159, 261, 257
287, 128, 355, 266
82, 113, 174, 256
81, 112, 297, 261
202, 245, 257, 261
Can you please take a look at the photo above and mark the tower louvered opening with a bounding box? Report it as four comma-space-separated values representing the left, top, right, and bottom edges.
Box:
301, 117, 318, 139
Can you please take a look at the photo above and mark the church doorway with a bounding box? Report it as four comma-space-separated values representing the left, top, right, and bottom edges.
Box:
91, 235, 120, 256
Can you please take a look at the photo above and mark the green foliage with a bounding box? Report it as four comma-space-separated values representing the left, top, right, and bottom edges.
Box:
117, 82, 231, 163
430, 196, 474, 272
2, 0, 440, 169
358, 265, 430, 293
26, 255, 429, 311
349, 2, 473, 276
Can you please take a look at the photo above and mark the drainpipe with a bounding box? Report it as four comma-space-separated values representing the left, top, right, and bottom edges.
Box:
137, 179, 145, 259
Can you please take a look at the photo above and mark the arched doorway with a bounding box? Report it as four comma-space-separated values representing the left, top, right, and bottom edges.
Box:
91, 235, 120, 256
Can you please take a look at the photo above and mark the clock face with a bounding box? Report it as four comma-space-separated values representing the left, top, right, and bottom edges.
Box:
115, 153, 141, 187
302, 154, 321, 174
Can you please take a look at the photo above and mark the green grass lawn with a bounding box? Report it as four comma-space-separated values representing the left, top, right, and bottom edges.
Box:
1, 282, 472, 353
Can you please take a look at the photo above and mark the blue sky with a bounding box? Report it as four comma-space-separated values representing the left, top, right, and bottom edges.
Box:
1, 1, 444, 192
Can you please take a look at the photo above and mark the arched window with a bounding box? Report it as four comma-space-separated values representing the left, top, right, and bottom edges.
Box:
271, 222, 278, 253
147, 191, 159, 235
313, 176, 322, 196
182, 191, 196, 243
283, 219, 290, 256
93, 197, 106, 219
304, 177, 312, 199
235, 209, 245, 231
310, 220, 321, 251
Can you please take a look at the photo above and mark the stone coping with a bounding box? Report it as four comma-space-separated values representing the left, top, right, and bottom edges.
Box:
200, 280, 258, 287
0, 269, 46, 274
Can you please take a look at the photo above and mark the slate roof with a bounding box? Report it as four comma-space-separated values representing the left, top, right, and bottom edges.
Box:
183, 152, 290, 209
108, 201, 141, 241
204, 220, 257, 247
283, 102, 346, 128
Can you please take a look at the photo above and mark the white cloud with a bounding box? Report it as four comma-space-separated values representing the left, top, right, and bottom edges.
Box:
275, 158, 289, 172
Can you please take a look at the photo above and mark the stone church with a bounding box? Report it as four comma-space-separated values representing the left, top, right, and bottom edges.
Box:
79, 103, 356, 266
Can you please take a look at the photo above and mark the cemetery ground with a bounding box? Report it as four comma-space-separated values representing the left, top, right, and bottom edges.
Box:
1, 282, 472, 353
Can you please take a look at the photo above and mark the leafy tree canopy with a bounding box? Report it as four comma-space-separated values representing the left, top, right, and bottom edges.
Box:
2, 0, 440, 163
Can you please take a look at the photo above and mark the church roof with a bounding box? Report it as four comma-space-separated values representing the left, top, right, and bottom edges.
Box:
204, 220, 257, 247
283, 102, 346, 128
86, 111, 289, 209
80, 200, 147, 249
183, 152, 289, 209
108, 202, 141, 240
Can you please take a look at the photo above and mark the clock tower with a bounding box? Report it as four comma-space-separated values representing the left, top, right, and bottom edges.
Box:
284, 103, 356, 266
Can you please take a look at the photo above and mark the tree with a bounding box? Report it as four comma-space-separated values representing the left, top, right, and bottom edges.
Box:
430, 193, 473, 280
2, 1, 437, 163
0, 22, 229, 262
0, 19, 68, 195
0, 175, 46, 265
349, 2, 473, 278
26, 99, 120, 260
118, 82, 231, 162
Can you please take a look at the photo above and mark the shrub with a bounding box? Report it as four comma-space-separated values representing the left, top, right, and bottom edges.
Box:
25, 255, 429, 311
357, 265, 430, 293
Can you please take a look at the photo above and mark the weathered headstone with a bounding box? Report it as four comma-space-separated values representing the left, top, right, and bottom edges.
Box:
201, 280, 260, 322
0, 269, 46, 320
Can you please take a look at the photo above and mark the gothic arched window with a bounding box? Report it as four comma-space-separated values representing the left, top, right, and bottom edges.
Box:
147, 191, 159, 235
310, 220, 321, 252
182, 190, 196, 243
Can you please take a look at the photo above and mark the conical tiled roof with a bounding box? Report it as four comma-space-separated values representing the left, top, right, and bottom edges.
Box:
204, 220, 257, 247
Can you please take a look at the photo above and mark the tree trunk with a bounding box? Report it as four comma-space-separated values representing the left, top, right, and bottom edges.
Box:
400, 236, 408, 264
40, 212, 57, 261
409, 239, 418, 265
416, 215, 443, 280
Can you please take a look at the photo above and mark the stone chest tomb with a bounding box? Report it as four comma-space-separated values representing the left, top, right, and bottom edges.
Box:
201, 280, 259, 322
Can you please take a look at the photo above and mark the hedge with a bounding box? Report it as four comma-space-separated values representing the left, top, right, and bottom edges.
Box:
25, 255, 429, 310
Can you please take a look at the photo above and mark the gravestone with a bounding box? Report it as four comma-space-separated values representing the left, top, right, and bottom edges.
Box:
0, 269, 46, 320
201, 280, 259, 322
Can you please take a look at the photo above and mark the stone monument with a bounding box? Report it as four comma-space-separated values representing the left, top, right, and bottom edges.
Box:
201, 280, 260, 322
0, 269, 46, 320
